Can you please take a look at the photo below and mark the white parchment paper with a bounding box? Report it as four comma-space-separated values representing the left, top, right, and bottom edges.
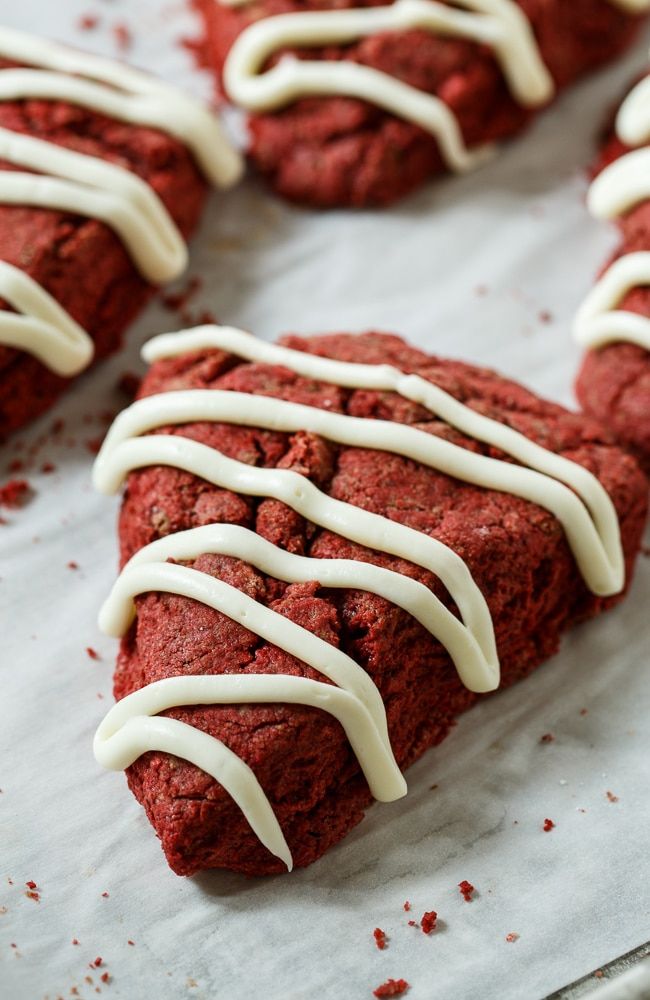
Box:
0, 2, 648, 998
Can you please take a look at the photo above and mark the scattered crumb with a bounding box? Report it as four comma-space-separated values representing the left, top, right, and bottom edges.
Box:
505, 932, 519, 943
0, 479, 31, 509
373, 978, 409, 998
403, 901, 411, 912
67, 561, 79, 571
86, 647, 101, 662
373, 928, 387, 951
539, 310, 553, 324
540, 733, 554, 744
41, 462, 56, 474
543, 818, 555, 832
77, 13, 100, 31
579, 708, 588, 716
458, 880, 475, 902
421, 911, 437, 935
606, 790, 619, 803
113, 23, 132, 51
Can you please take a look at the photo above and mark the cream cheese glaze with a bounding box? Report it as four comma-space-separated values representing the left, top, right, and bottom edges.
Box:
222, 0, 554, 174
93, 325, 625, 868
574, 62, 650, 353
0, 26, 242, 374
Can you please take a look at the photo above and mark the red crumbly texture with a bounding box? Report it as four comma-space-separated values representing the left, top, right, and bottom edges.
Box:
0, 478, 30, 508
0, 62, 209, 440
420, 911, 437, 934
575, 77, 650, 475
373, 927, 387, 950
192, 0, 646, 208
458, 880, 475, 902
543, 818, 555, 832
373, 980, 409, 999
114, 331, 648, 877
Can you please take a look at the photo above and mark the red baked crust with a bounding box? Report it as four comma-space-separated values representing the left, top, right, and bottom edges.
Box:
113, 331, 648, 876
193, 0, 646, 207
0, 59, 209, 440
575, 99, 650, 475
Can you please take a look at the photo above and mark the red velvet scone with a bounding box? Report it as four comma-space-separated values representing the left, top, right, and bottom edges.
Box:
92, 326, 647, 877
193, 0, 649, 208
0, 27, 241, 440
574, 68, 650, 475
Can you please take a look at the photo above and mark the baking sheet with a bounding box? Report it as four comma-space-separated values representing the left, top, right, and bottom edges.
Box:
0, 2, 649, 998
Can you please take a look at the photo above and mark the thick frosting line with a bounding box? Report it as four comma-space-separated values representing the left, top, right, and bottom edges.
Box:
222, 0, 553, 173
94, 434, 499, 674
574, 252, 650, 351
616, 71, 650, 146
0, 26, 243, 187
588, 146, 650, 220
94, 713, 293, 869
102, 523, 500, 692
100, 559, 394, 744
142, 326, 624, 596
0, 261, 93, 375
0, 127, 187, 283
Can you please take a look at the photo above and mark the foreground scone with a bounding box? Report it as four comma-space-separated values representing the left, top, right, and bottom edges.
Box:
92, 326, 647, 876
0, 27, 242, 439
574, 61, 650, 475
193, 0, 650, 207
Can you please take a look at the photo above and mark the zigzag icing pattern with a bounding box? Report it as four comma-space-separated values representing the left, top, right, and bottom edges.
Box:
575, 60, 650, 352
0, 26, 242, 373
93, 325, 624, 868
222, 0, 554, 173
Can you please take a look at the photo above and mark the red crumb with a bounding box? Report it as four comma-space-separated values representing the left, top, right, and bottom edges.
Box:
403, 901, 411, 912
25, 891, 39, 902
505, 932, 520, 943
117, 372, 141, 400
407, 920, 418, 927
539, 310, 553, 324
86, 647, 100, 661
458, 880, 475, 902
67, 561, 79, 570
41, 462, 56, 474
540, 733, 555, 744
7, 459, 23, 472
543, 818, 555, 832
72, 939, 80, 946
25, 881, 37, 890
113, 23, 132, 50
421, 911, 437, 935
373, 979, 409, 998
606, 790, 620, 803
78, 14, 99, 30
0, 479, 31, 508
579, 708, 588, 716
93, 957, 103, 968
127, 940, 135, 946
373, 928, 387, 950
595, 970, 604, 978
86, 436, 103, 456
101, 892, 109, 898
101, 973, 110, 984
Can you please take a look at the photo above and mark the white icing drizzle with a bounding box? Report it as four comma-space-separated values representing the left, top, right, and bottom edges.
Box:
0, 261, 92, 375
0, 26, 242, 373
222, 0, 554, 174
93, 324, 625, 867
574, 252, 650, 351
603, 0, 650, 12
575, 64, 650, 353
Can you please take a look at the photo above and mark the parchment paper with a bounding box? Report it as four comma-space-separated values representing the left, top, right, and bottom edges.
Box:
0, 2, 648, 998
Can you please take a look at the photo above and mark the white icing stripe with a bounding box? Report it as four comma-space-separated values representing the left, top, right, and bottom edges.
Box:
0, 127, 187, 284
616, 71, 650, 146
0, 26, 243, 188
575, 61, 650, 353
95, 673, 407, 868
222, 0, 554, 174
0, 261, 93, 375
0, 26, 242, 376
588, 146, 650, 221
574, 252, 650, 351
97, 386, 623, 597
94, 324, 625, 867
102, 523, 500, 693
142, 325, 624, 597
95, 711, 294, 871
